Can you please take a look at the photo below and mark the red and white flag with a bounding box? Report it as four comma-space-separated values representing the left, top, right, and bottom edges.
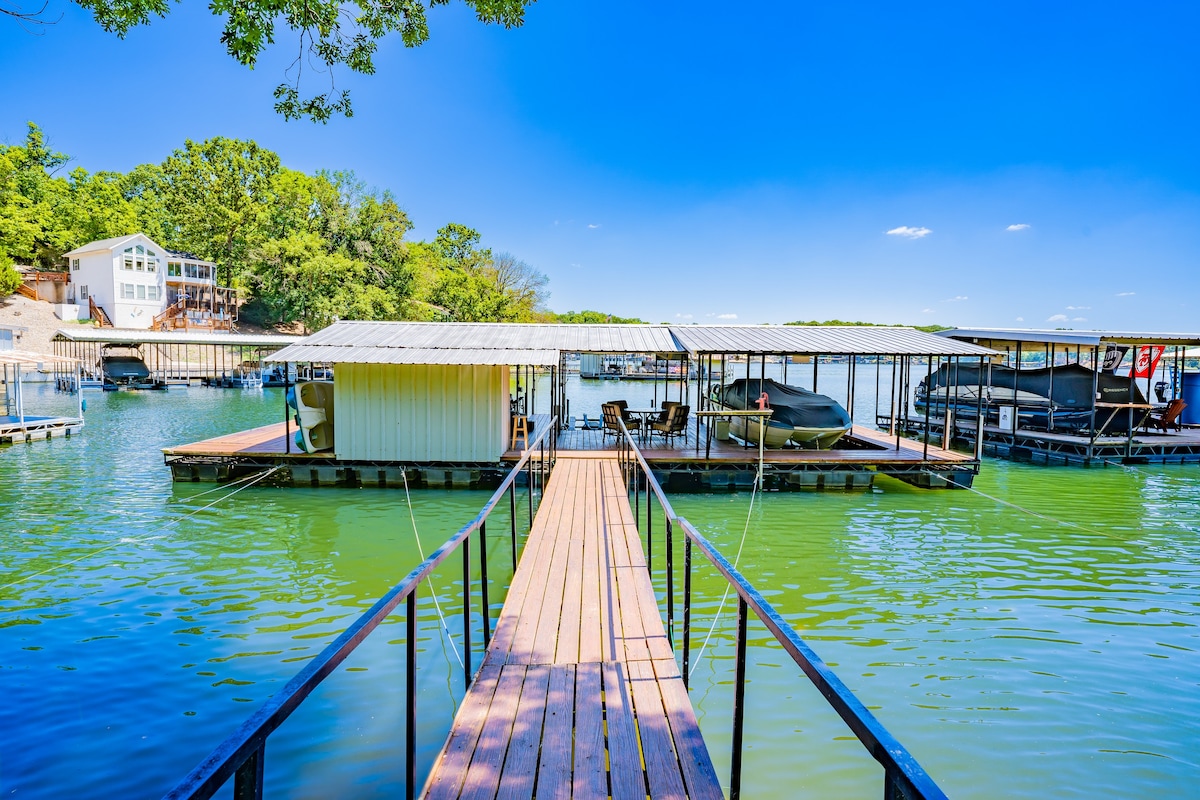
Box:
1132, 345, 1164, 378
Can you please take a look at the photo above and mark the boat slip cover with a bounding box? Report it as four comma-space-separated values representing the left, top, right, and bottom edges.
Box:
718, 378, 852, 430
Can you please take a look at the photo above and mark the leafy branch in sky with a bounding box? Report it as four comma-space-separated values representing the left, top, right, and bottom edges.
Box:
57, 0, 534, 122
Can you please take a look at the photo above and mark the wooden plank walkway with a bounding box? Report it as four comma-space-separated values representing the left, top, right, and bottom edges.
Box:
162, 422, 334, 459
421, 457, 724, 800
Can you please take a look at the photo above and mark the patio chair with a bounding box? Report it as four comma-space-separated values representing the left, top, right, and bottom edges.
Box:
608, 400, 643, 433
1145, 398, 1187, 432
656, 400, 680, 423
649, 404, 689, 445
601, 403, 625, 439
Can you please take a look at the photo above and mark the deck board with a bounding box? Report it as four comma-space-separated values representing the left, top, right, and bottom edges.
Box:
421, 457, 723, 799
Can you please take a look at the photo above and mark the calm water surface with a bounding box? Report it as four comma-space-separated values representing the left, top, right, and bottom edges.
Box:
1, 383, 1197, 798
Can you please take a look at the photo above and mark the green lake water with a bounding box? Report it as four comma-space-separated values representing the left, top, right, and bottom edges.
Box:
1, 383, 1198, 798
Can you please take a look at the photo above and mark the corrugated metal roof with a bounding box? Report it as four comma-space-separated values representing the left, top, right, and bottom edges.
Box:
264, 321, 998, 365
266, 345, 559, 366
0, 349, 79, 366
287, 321, 682, 354
671, 325, 997, 356
940, 327, 1200, 347
53, 328, 300, 347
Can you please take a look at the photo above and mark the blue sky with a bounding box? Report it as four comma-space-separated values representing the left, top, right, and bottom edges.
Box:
3, 1, 1198, 329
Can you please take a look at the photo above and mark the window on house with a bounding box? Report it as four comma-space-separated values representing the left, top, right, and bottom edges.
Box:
136, 258, 144, 271
123, 255, 134, 270
147, 286, 159, 301
136, 285, 146, 300
168, 262, 181, 277
79, 285, 89, 300
71, 258, 80, 271
198, 265, 211, 280
184, 263, 198, 279
147, 260, 156, 273
135, 245, 144, 255
121, 283, 135, 299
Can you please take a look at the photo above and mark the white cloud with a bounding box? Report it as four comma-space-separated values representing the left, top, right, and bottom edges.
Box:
944, 295, 968, 302
716, 313, 738, 320
1047, 314, 1068, 323
587, 223, 601, 229
1015, 316, 1025, 322
1072, 317, 1087, 322
1116, 291, 1136, 297
886, 226, 932, 239
1066, 305, 1091, 310
1006, 223, 1031, 232
921, 308, 935, 314
675, 313, 693, 319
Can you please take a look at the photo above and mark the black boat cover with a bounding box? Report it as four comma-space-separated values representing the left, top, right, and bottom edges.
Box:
717, 378, 851, 429
921, 363, 1147, 408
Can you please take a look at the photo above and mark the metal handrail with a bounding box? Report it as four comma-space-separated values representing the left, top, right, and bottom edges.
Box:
164, 416, 557, 800
614, 423, 947, 800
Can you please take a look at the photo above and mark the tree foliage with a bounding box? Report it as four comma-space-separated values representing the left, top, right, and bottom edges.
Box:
785, 319, 949, 333
48, 0, 535, 122
0, 122, 646, 325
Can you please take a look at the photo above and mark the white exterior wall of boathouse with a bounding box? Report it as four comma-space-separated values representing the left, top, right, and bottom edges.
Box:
333, 363, 510, 462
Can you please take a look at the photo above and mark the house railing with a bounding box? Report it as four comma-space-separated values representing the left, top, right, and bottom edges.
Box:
614, 419, 948, 800
163, 417, 558, 800
88, 297, 112, 327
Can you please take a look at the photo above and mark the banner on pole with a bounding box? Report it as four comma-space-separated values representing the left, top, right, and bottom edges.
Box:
1132, 345, 1164, 379
1101, 345, 1128, 373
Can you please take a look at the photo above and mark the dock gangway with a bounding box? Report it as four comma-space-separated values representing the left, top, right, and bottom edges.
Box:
162, 417, 946, 800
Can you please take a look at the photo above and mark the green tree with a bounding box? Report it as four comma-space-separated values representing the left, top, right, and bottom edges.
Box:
57, 0, 534, 122
0, 254, 22, 297
156, 137, 282, 286
0, 123, 73, 268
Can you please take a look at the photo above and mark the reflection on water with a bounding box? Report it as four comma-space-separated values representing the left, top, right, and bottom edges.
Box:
2, 385, 1198, 797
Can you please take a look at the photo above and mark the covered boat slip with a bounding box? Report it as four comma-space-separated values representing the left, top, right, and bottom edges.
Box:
929, 327, 1200, 464
164, 322, 994, 488
0, 350, 84, 444
52, 327, 300, 387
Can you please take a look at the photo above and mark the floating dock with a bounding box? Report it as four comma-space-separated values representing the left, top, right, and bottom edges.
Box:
422, 455, 722, 799
164, 414, 977, 489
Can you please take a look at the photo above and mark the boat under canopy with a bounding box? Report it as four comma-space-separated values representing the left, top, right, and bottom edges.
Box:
916, 362, 1148, 432
712, 378, 852, 448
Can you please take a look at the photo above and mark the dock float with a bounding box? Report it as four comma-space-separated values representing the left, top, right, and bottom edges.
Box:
422, 454, 722, 799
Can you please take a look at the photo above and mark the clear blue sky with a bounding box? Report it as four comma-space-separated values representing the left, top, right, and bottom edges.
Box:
3, 1, 1198, 329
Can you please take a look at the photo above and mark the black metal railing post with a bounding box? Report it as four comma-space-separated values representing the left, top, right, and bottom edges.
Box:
509, 483, 517, 570
233, 746, 263, 800
462, 538, 472, 689
666, 517, 674, 646
479, 521, 491, 648
730, 596, 749, 800
406, 590, 417, 800
646, 477, 652, 573
682, 536, 692, 688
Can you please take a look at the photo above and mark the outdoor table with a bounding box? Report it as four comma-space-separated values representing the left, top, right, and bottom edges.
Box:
626, 409, 660, 442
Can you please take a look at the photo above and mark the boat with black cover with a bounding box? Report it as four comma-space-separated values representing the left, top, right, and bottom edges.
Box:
710, 377, 852, 448
915, 362, 1147, 432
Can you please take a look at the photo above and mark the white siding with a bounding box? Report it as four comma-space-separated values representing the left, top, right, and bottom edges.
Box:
334, 363, 509, 462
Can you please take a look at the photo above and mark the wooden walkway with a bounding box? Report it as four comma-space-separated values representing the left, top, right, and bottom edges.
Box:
421, 456, 723, 800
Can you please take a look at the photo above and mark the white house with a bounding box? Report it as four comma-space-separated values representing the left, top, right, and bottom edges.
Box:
62, 234, 237, 331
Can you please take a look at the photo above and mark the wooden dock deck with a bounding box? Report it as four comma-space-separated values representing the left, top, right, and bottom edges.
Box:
163, 422, 333, 459
421, 456, 723, 800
